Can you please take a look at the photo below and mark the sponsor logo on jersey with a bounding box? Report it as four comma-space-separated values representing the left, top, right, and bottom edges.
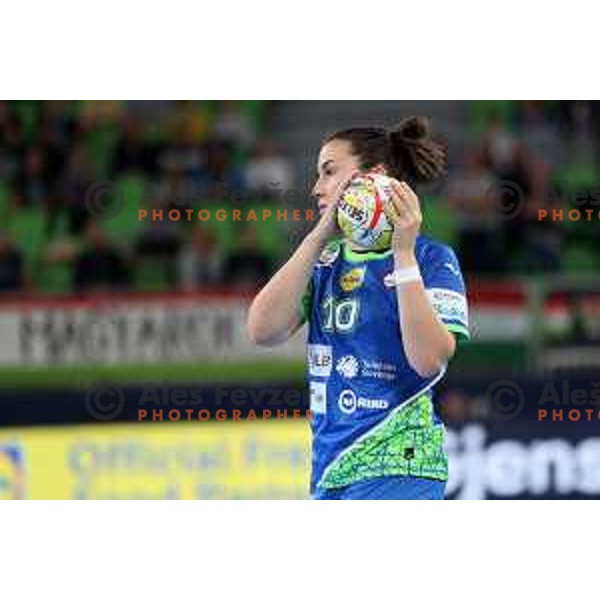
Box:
339, 267, 366, 293
335, 356, 397, 381
309, 381, 327, 415
317, 244, 340, 267
307, 344, 333, 377
361, 359, 397, 381
336, 355, 360, 379
426, 288, 468, 325
337, 389, 389, 415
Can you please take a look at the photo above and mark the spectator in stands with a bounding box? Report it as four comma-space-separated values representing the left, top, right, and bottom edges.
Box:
59, 142, 100, 234
202, 139, 244, 200
244, 139, 294, 197
38, 101, 76, 154
0, 101, 10, 128
178, 226, 224, 290
479, 116, 517, 176
213, 100, 256, 150
496, 141, 548, 259
165, 100, 210, 145
112, 115, 156, 176
515, 100, 552, 129
0, 231, 25, 293
158, 124, 204, 181
446, 151, 505, 274
36, 103, 73, 233
73, 222, 130, 293
0, 107, 26, 182
134, 198, 182, 289
438, 389, 474, 424
223, 225, 271, 292
518, 193, 563, 272
556, 100, 593, 140
12, 146, 52, 207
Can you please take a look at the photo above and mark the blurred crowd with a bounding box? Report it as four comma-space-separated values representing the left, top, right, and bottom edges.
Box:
1, 100, 599, 297
0, 100, 292, 295
443, 100, 600, 275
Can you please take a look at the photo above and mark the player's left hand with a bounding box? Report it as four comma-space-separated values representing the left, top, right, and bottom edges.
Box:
382, 179, 422, 258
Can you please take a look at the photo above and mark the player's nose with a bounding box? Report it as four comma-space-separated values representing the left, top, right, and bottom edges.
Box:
312, 180, 326, 202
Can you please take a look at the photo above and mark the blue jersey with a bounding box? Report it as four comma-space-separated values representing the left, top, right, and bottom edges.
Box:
312, 475, 446, 500
301, 236, 469, 495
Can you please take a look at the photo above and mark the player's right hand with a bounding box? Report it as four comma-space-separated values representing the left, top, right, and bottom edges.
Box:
312, 198, 340, 245
311, 177, 350, 245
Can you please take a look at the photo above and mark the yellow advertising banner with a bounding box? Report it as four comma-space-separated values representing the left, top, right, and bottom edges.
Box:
0, 421, 311, 500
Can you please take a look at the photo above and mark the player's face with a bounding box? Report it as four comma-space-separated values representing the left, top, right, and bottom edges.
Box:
313, 140, 361, 214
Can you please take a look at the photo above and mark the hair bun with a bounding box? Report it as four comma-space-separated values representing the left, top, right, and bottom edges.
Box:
390, 116, 430, 143
387, 115, 446, 183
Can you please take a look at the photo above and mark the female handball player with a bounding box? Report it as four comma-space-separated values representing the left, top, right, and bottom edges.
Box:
247, 116, 469, 500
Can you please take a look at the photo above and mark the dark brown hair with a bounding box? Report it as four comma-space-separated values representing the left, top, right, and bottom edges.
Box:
325, 116, 447, 186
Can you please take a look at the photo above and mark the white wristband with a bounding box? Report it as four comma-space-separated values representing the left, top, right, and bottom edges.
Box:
384, 265, 422, 287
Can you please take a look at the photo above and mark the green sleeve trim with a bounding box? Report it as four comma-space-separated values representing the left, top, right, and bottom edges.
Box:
325, 239, 342, 253
342, 241, 394, 263
447, 323, 470, 342
300, 280, 313, 324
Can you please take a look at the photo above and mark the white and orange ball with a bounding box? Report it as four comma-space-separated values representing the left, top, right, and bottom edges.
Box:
337, 173, 394, 250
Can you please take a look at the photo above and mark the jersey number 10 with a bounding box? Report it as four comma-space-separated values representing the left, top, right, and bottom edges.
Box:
321, 296, 360, 333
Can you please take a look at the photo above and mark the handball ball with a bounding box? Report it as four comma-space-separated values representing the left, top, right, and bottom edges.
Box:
337, 173, 394, 251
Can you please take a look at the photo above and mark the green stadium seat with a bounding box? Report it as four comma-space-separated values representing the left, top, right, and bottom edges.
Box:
201, 203, 286, 263
135, 257, 169, 292
242, 100, 267, 131
38, 259, 74, 295
86, 125, 120, 178
246, 204, 285, 259
553, 164, 599, 190
12, 101, 38, 140
199, 206, 237, 253
470, 100, 516, 134
421, 195, 458, 247
0, 183, 10, 224
103, 175, 147, 243
34, 228, 82, 295
7, 208, 47, 281
49, 210, 72, 239
562, 245, 598, 274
